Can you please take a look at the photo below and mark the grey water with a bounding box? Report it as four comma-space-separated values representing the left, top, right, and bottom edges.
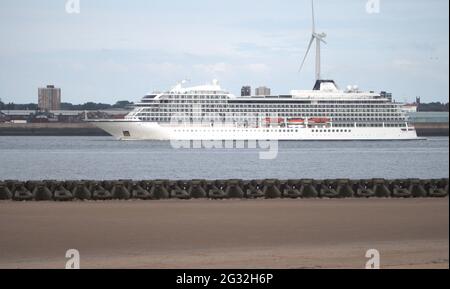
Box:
0, 136, 448, 180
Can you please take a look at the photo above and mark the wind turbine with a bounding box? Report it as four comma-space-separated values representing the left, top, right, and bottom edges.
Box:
299, 0, 327, 81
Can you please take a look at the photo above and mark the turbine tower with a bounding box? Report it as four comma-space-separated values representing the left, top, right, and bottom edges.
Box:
299, 0, 327, 81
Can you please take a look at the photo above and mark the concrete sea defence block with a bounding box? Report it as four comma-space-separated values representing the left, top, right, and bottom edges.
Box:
0, 178, 447, 201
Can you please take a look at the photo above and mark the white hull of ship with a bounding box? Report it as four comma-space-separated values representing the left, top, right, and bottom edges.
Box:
91, 120, 420, 141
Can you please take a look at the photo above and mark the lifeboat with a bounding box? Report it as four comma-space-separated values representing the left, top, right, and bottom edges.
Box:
308, 117, 331, 124
287, 118, 305, 124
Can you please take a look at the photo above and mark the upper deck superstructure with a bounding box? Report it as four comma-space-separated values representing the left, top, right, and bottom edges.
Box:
128, 79, 410, 131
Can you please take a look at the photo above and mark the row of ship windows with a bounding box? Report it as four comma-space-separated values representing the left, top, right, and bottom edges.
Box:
148, 98, 392, 103
165, 92, 226, 97
145, 104, 398, 109
139, 112, 403, 117
155, 101, 394, 107
170, 125, 405, 133
158, 96, 390, 105
169, 123, 406, 133
164, 95, 227, 99
139, 117, 405, 122
143, 109, 401, 114
168, 122, 406, 127
172, 129, 353, 133
138, 109, 403, 114
354, 123, 406, 127
171, 123, 406, 127
141, 109, 402, 114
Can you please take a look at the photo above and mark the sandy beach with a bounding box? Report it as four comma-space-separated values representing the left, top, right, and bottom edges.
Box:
0, 198, 448, 269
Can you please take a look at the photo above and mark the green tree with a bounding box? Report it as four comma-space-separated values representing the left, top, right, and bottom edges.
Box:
112, 100, 134, 109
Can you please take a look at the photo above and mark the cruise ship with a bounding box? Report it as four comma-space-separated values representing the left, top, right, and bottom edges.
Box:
91, 1, 418, 141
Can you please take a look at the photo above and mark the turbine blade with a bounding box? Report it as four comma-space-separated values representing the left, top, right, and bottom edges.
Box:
312, 0, 316, 33
299, 36, 315, 73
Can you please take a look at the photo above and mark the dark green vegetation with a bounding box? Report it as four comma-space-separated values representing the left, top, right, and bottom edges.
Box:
0, 99, 134, 110
418, 102, 449, 112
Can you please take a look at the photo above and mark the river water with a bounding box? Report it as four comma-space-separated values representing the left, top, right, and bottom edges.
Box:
0, 136, 448, 180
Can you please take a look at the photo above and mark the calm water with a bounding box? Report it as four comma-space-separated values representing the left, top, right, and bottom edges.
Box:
0, 136, 448, 180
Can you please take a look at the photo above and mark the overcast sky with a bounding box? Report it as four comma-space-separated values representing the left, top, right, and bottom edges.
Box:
0, 0, 448, 104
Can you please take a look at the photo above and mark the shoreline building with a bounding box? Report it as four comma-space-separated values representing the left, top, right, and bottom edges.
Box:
241, 86, 251, 97
255, 86, 271, 96
38, 85, 61, 111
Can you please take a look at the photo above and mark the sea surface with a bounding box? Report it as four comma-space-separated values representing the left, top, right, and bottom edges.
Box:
0, 136, 448, 180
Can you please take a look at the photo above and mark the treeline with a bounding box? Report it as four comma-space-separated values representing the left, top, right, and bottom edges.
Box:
60, 101, 134, 110
0, 102, 37, 110
0, 100, 134, 110
418, 102, 449, 112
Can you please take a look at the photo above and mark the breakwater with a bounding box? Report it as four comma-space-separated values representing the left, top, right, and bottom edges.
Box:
0, 123, 109, 136
1, 178, 448, 201
414, 123, 449, 137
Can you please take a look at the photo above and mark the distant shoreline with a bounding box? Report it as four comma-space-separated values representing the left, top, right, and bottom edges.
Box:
0, 122, 448, 137
0, 122, 109, 136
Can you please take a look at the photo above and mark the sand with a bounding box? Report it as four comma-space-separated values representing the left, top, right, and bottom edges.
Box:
0, 198, 448, 269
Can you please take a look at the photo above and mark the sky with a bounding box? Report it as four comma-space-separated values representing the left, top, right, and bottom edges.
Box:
0, 0, 448, 104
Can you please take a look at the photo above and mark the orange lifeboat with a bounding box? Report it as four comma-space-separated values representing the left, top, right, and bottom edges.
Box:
288, 118, 305, 124
309, 117, 331, 124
